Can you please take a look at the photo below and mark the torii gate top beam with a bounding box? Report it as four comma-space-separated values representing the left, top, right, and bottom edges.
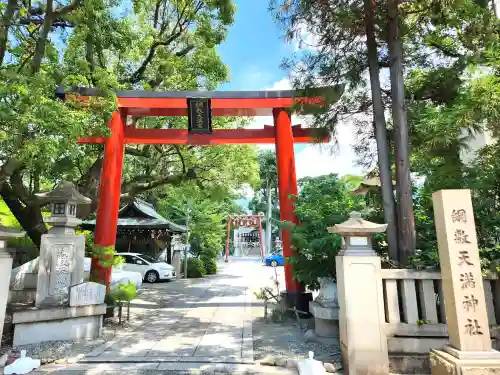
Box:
57, 86, 341, 117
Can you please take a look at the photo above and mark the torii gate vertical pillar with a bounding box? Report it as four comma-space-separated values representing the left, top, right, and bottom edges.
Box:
273, 108, 309, 308
92, 110, 126, 290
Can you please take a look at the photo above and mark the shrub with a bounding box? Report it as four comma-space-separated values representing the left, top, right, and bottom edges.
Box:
90, 245, 123, 283
289, 174, 364, 290
201, 256, 217, 275
110, 281, 137, 302
186, 258, 206, 278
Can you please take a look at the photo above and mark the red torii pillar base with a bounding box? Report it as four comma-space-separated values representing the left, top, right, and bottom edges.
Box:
273, 108, 312, 315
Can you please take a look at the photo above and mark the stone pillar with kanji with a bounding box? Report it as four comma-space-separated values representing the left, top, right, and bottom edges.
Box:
430, 189, 500, 375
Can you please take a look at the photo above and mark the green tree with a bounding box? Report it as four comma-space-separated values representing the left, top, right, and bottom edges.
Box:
269, 0, 400, 261
363, 0, 398, 261
289, 174, 364, 290
249, 149, 279, 252
386, 0, 416, 263
271, 0, 499, 265
155, 175, 254, 266
0, 0, 237, 247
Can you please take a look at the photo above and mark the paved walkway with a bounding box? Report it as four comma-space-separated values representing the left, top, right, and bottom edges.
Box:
35, 258, 297, 374
87, 259, 254, 362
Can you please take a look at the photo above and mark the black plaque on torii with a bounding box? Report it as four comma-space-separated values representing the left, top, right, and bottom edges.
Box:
187, 98, 213, 134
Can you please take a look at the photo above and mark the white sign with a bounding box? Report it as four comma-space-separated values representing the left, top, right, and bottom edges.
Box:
69, 282, 105, 307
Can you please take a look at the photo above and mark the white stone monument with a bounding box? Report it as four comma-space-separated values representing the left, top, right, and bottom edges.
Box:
332, 211, 389, 375
34, 182, 90, 307
70, 282, 106, 307
430, 189, 500, 374
0, 226, 25, 349
11, 182, 105, 346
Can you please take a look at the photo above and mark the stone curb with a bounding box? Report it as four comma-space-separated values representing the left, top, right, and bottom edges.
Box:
79, 356, 254, 364
33, 362, 299, 374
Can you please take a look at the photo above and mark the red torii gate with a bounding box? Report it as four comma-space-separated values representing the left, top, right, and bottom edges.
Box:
68, 88, 330, 298
225, 213, 265, 262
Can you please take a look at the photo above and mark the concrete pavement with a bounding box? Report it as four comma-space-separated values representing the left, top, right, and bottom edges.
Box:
34, 258, 298, 374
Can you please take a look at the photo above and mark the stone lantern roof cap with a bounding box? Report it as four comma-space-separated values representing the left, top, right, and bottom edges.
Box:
36, 181, 91, 204
328, 211, 387, 235
0, 225, 25, 239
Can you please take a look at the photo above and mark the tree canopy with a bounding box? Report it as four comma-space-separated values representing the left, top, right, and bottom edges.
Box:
0, 0, 263, 249
271, 0, 500, 266
289, 174, 364, 289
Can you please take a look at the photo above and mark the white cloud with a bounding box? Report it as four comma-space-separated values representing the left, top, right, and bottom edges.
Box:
292, 23, 321, 52
295, 121, 363, 179
243, 76, 362, 179
237, 184, 255, 198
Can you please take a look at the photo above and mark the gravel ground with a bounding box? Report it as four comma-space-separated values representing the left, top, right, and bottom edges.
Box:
0, 318, 125, 365
251, 305, 342, 364
1, 282, 166, 366
249, 264, 342, 366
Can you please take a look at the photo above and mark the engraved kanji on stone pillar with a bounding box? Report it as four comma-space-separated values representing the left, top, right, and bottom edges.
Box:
432, 189, 494, 353
35, 182, 91, 308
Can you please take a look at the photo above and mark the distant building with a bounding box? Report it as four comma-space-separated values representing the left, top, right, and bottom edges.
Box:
459, 128, 495, 166
81, 198, 186, 263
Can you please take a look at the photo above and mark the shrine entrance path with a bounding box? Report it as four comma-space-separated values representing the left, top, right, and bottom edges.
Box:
87, 258, 255, 361
35, 258, 297, 374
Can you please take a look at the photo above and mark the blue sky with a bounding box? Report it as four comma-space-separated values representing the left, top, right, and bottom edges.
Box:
217, 0, 308, 153
217, 0, 290, 91
216, 1, 362, 209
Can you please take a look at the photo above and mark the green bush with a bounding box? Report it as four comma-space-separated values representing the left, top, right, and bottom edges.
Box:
289, 174, 364, 290
186, 258, 206, 278
104, 293, 116, 306
201, 256, 217, 275
110, 281, 137, 302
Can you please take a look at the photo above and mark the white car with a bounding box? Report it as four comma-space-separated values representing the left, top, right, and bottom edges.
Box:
115, 252, 176, 283
85, 257, 143, 290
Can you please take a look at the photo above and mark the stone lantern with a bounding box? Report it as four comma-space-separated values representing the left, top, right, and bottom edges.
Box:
34, 181, 91, 307
10, 183, 105, 347
328, 211, 387, 256
330, 211, 389, 375
36, 181, 91, 235
0, 225, 25, 349
273, 237, 282, 252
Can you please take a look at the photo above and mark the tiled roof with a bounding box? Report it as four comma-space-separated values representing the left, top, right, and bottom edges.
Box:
81, 198, 187, 233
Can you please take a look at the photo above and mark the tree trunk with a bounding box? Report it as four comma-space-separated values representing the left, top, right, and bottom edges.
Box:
265, 179, 273, 256
387, 0, 416, 265
364, 0, 399, 262
274, 186, 282, 242
0, 183, 47, 248
491, 0, 500, 17
31, 0, 54, 74
0, 0, 18, 67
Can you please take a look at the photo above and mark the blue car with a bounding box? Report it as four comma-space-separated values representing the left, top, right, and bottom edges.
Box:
265, 253, 284, 267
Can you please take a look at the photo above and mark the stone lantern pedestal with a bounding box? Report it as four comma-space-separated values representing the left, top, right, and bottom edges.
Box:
331, 211, 389, 375
11, 182, 105, 346
0, 226, 25, 349
306, 277, 340, 344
